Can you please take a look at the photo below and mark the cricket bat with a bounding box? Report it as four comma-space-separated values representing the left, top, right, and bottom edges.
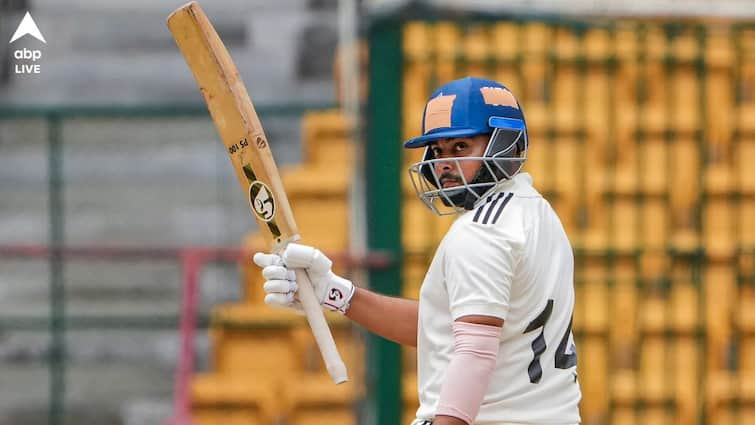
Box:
167, 1, 348, 384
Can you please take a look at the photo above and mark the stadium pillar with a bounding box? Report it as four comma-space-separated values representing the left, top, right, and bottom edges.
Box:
365, 17, 403, 425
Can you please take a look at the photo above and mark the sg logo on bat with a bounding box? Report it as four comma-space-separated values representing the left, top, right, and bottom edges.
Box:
248, 181, 276, 222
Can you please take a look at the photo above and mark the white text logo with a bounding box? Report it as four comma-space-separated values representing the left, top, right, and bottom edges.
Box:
9, 12, 46, 75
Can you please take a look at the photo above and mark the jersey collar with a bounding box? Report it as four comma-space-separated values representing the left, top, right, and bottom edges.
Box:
470, 172, 538, 210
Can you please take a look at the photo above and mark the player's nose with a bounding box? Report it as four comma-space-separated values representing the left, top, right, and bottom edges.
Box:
435, 159, 453, 172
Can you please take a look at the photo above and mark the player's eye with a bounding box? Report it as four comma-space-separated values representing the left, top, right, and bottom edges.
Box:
453, 142, 468, 153
430, 146, 442, 157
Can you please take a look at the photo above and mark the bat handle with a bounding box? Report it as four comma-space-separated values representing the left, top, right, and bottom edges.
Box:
294, 268, 349, 384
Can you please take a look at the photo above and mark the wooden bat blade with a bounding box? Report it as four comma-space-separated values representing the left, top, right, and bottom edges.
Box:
167, 1, 297, 251
167, 1, 348, 384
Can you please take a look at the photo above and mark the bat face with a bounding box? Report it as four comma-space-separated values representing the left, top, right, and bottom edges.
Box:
167, 1, 298, 251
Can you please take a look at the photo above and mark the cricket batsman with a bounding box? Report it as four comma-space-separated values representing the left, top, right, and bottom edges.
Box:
254, 77, 582, 424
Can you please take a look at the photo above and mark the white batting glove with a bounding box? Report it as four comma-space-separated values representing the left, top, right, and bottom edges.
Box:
253, 243, 355, 314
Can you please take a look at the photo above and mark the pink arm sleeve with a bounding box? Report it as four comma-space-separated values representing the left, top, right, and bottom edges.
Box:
435, 321, 501, 424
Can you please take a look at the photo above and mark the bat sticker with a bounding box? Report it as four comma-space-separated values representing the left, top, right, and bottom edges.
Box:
248, 181, 276, 222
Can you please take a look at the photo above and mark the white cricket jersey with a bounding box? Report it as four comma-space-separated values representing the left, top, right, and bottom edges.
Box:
415, 173, 581, 424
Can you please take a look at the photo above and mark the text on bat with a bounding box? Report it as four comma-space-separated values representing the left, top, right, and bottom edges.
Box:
228, 138, 249, 154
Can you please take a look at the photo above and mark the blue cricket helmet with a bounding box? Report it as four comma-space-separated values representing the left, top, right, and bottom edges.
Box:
404, 77, 526, 148
405, 77, 530, 215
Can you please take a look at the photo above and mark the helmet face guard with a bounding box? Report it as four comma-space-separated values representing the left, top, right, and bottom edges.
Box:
408, 117, 528, 215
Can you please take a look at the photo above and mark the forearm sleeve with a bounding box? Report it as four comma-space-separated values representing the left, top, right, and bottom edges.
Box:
435, 322, 501, 424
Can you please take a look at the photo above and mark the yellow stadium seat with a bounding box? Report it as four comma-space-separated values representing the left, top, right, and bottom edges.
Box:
193, 408, 267, 425
705, 69, 735, 161
522, 139, 547, 189
285, 194, 349, 251
611, 407, 636, 425
674, 337, 700, 424
553, 66, 579, 132
640, 337, 669, 403
578, 339, 608, 423
706, 371, 734, 425
640, 407, 673, 425
433, 22, 461, 83
584, 69, 610, 138
611, 199, 638, 251
645, 25, 668, 61
640, 139, 668, 195
641, 201, 669, 251
610, 281, 639, 352
613, 139, 639, 196
403, 22, 430, 61
579, 282, 608, 335
672, 281, 698, 334
209, 304, 304, 374
704, 198, 735, 259
738, 298, 755, 372
738, 63, 755, 133
553, 138, 579, 195
554, 27, 578, 61
641, 295, 667, 335
670, 138, 700, 216
462, 25, 491, 77
705, 265, 736, 370
705, 163, 735, 195
584, 28, 610, 61
614, 22, 638, 60
672, 69, 700, 134
300, 111, 352, 163
491, 23, 519, 61
613, 62, 639, 140
643, 62, 669, 134
612, 369, 636, 406
737, 140, 755, 194
522, 100, 547, 136
706, 27, 734, 68
403, 62, 431, 138
285, 373, 359, 425
671, 29, 699, 62
288, 408, 355, 425
523, 22, 550, 56
191, 373, 280, 425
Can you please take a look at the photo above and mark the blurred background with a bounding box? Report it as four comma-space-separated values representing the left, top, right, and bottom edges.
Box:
0, 1, 754, 425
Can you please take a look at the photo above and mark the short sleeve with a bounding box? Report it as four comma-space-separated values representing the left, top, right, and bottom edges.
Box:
443, 221, 521, 321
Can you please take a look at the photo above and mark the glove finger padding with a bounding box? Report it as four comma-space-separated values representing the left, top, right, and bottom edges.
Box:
263, 278, 297, 294
282, 244, 332, 275
264, 292, 297, 308
262, 265, 295, 281
253, 252, 282, 268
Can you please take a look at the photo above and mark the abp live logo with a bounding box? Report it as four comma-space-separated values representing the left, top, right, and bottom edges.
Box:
9, 12, 46, 75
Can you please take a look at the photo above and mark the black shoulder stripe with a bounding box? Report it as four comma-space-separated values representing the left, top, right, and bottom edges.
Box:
472, 194, 495, 222
472, 193, 504, 224
481, 192, 507, 224
490, 192, 514, 224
